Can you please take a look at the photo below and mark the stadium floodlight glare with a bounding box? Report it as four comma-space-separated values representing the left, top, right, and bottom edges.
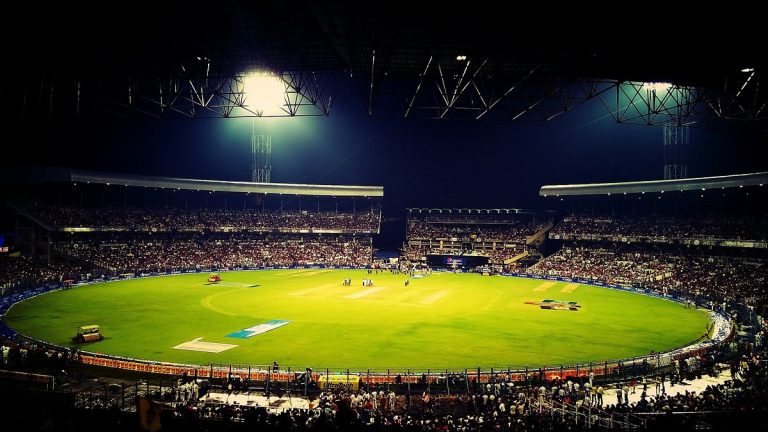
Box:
645, 82, 672, 92
741, 67, 755, 73
242, 72, 285, 115
456, 55, 467, 61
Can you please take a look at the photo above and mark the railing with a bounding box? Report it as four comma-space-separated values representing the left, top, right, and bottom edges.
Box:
70, 378, 177, 412
634, 410, 738, 430
71, 347, 726, 394
0, 369, 55, 390
1, 366, 752, 432
546, 399, 648, 429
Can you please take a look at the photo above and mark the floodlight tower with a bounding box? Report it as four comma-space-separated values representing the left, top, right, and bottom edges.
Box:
663, 123, 688, 179
252, 120, 272, 183
243, 72, 283, 183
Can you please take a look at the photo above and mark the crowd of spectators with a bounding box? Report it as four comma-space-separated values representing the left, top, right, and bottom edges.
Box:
1, 328, 765, 431
552, 216, 768, 242
21, 204, 380, 234
0, 255, 84, 294
0, 334, 76, 373
408, 218, 544, 242
527, 244, 768, 310
154, 350, 767, 431
402, 246, 525, 266
0, 202, 381, 298
405, 215, 546, 265
3, 208, 768, 430
1, 232, 372, 292
1, 313, 765, 432
55, 233, 372, 274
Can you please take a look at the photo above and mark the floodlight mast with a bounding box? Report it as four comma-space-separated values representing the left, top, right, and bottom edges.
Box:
244, 72, 279, 183
251, 119, 272, 183
663, 123, 688, 180
243, 71, 281, 183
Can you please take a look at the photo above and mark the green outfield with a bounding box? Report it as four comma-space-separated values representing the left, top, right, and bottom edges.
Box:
4, 270, 711, 370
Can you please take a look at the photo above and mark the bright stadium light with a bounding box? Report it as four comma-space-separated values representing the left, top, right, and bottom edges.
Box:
242, 72, 285, 115
741, 67, 755, 73
645, 82, 672, 92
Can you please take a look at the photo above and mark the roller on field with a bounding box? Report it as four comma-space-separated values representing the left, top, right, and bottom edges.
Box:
73, 325, 103, 343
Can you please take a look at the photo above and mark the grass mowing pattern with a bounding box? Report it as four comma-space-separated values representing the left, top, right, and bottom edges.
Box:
5, 270, 710, 370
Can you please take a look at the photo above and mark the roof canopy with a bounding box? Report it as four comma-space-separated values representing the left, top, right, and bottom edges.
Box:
5, 167, 383, 198
540, 172, 768, 197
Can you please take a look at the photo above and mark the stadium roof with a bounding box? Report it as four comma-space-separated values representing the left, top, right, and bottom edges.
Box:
3, 167, 383, 198
539, 172, 768, 197
3, 2, 764, 122
8, 3, 762, 89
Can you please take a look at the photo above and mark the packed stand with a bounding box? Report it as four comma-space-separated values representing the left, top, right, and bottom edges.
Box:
527, 244, 768, 311
0, 255, 85, 294
55, 233, 372, 274
552, 216, 768, 243
150, 349, 767, 431
20, 204, 380, 234
408, 218, 544, 242
406, 213, 546, 265
1, 340, 765, 431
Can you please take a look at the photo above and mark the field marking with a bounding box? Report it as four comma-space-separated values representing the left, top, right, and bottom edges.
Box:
226, 320, 291, 338
200, 288, 248, 316
215, 282, 258, 288
345, 287, 384, 299
174, 338, 237, 353
560, 283, 579, 293
285, 269, 314, 277
290, 283, 337, 296
533, 282, 555, 292
480, 289, 502, 312
419, 291, 448, 305
388, 288, 427, 304
291, 269, 331, 277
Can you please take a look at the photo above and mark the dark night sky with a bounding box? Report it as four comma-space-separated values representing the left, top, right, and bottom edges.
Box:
5, 79, 767, 248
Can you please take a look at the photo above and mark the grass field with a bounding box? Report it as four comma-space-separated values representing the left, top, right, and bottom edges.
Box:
4, 270, 711, 371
